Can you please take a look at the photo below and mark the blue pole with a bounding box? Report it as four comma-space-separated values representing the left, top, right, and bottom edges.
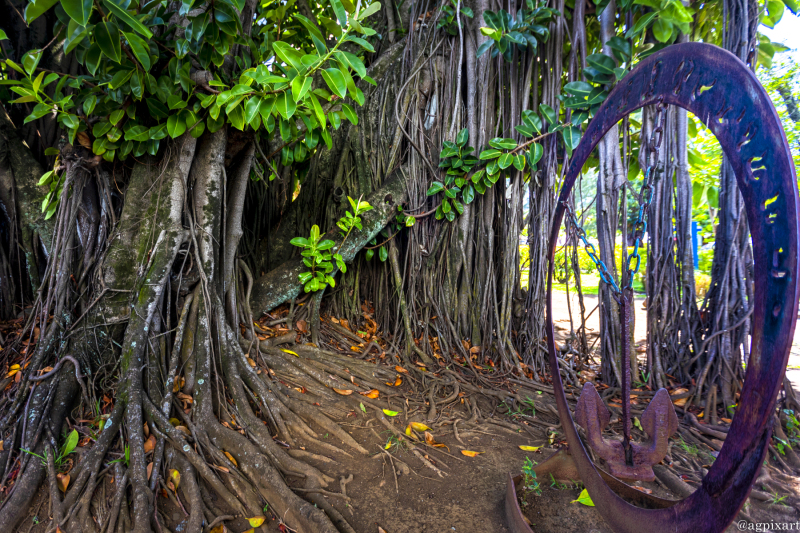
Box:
692, 221, 699, 270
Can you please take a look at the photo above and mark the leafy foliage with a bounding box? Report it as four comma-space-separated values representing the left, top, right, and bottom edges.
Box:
291, 197, 372, 293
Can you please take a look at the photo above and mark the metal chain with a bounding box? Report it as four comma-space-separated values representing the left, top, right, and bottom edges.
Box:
561, 99, 667, 295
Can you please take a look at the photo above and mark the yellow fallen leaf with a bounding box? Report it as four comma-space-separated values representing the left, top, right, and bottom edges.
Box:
395, 365, 408, 373
209, 524, 227, 533
382, 409, 399, 417
169, 469, 180, 490
410, 422, 430, 432
7, 364, 20, 377
247, 357, 256, 367
169, 418, 181, 426
361, 389, 380, 399
333, 388, 354, 395
393, 376, 403, 386
281, 349, 299, 357
405, 425, 412, 436
224, 451, 238, 467
57, 472, 70, 492
461, 450, 483, 457
572, 488, 595, 506
385, 441, 392, 449
248, 516, 266, 527
519, 445, 541, 452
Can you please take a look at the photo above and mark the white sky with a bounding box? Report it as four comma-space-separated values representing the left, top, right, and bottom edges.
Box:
761, 11, 800, 61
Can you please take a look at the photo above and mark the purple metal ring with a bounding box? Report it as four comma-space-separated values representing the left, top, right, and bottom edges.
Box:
545, 42, 799, 533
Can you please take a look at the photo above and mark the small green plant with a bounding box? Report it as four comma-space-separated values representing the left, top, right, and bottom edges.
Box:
769, 492, 788, 506
783, 409, 800, 446
521, 457, 541, 495
436, 0, 474, 35
383, 434, 406, 454
677, 436, 699, 456
110, 444, 130, 467
21, 428, 79, 468
291, 196, 373, 293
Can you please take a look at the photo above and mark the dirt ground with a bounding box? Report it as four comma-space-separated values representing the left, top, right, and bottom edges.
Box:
16, 291, 800, 533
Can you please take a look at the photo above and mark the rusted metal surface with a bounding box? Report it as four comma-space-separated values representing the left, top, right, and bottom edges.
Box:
575, 383, 678, 481
506, 474, 535, 533
545, 42, 799, 533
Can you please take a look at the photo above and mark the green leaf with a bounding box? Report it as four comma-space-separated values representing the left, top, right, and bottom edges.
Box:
513, 154, 525, 171
0, 30, 6, 41
344, 35, 375, 53
456, 127, 469, 147
96, 21, 122, 63
63, 429, 79, 456
321, 69, 347, 98
167, 114, 187, 138
529, 143, 543, 166
427, 181, 445, 195
341, 103, 358, 125
539, 104, 557, 126
498, 152, 513, 169
244, 97, 261, 125
291, 75, 312, 102
488, 137, 517, 150
22, 50, 43, 76
564, 81, 593, 96
652, 17, 673, 43
378, 246, 388, 262
124, 32, 151, 70
310, 93, 326, 128
329, 0, 349, 26
562, 126, 581, 153
382, 409, 399, 416
102, 0, 153, 38
358, 1, 381, 20
26, 0, 59, 23
272, 42, 304, 71
571, 489, 594, 507
586, 53, 615, 75
276, 93, 297, 119
627, 12, 658, 38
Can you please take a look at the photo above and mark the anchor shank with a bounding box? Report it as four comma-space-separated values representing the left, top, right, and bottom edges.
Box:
619, 288, 634, 461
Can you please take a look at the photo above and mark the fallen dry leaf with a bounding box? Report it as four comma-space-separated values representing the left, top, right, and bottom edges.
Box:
461, 450, 483, 457
57, 472, 70, 492
424, 431, 449, 451
281, 349, 299, 357
395, 365, 408, 373
209, 524, 227, 533
224, 451, 238, 467
632, 486, 653, 494
176, 426, 191, 436
247, 357, 256, 367
143, 422, 149, 438
394, 376, 402, 386
143, 434, 156, 453
361, 389, 380, 399
169, 469, 180, 490
333, 388, 354, 395
671, 387, 689, 407
173, 376, 185, 393
147, 462, 153, 480
6, 364, 20, 378
409, 422, 430, 432
519, 445, 541, 452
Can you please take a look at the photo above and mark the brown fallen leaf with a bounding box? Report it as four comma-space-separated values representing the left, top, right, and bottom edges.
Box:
147, 462, 153, 480
361, 389, 380, 399
461, 450, 483, 457
143, 434, 156, 453
247, 357, 257, 367
173, 376, 185, 393
209, 524, 227, 533
143, 422, 149, 438
57, 472, 70, 492
176, 426, 191, 436
395, 365, 408, 373
424, 431, 449, 451
333, 388, 354, 395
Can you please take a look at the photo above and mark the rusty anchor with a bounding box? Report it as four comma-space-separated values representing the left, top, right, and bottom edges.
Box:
541, 42, 799, 533
575, 383, 678, 481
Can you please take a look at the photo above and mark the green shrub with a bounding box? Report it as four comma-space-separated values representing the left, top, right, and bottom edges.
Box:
695, 272, 711, 298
